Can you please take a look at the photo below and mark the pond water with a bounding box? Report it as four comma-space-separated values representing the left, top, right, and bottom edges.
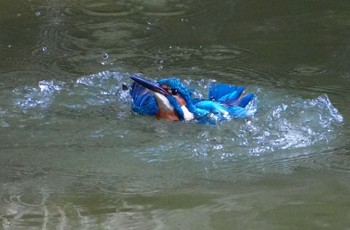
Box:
1, 0, 350, 229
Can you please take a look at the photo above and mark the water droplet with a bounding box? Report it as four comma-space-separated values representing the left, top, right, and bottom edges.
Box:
102, 52, 109, 59
42, 46, 48, 53
180, 18, 188, 22
35, 11, 41, 16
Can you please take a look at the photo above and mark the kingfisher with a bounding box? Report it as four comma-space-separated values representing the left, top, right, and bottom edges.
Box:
129, 76, 256, 124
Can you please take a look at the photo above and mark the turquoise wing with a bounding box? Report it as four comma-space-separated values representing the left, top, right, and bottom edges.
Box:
208, 83, 254, 107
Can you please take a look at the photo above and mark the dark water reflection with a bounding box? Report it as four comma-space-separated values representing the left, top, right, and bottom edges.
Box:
1, 0, 350, 229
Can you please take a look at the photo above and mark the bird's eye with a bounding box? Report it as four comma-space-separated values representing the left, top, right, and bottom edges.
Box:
171, 89, 178, 95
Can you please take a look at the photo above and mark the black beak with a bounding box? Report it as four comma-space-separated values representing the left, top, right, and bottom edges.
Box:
130, 76, 169, 96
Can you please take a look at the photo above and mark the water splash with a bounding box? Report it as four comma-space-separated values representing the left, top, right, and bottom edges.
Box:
6, 71, 344, 159
11, 71, 126, 112
240, 94, 343, 155
12, 80, 65, 111
123, 80, 344, 161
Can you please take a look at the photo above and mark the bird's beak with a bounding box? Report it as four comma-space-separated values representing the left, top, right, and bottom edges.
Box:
130, 76, 169, 96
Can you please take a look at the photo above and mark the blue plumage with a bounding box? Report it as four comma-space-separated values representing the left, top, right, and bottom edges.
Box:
129, 76, 256, 124
130, 82, 158, 115
209, 83, 238, 100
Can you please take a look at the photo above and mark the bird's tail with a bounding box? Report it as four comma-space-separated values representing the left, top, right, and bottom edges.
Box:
209, 83, 255, 108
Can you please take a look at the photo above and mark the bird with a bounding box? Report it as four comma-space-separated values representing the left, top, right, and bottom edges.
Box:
129, 76, 256, 125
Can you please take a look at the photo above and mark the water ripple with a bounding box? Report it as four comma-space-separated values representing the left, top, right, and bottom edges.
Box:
82, 1, 142, 17
291, 65, 331, 76
75, 0, 208, 19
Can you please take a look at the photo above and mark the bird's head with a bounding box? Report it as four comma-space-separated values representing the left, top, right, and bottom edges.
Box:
130, 76, 194, 121
156, 77, 192, 106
